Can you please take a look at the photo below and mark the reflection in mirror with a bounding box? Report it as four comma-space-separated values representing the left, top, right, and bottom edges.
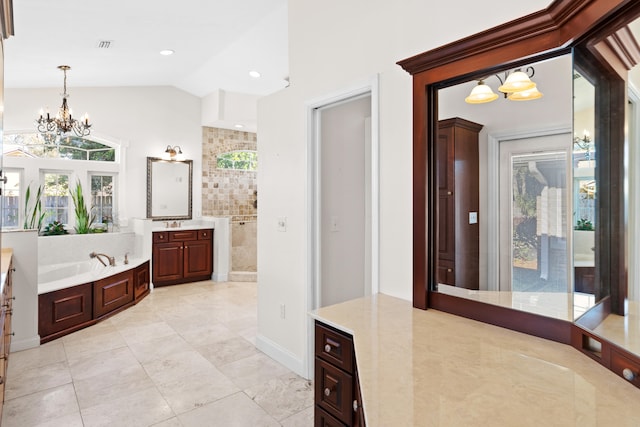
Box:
146, 157, 193, 221
434, 52, 582, 321
572, 71, 597, 318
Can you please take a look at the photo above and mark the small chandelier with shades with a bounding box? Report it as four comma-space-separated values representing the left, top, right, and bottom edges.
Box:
465, 66, 543, 104
35, 65, 92, 137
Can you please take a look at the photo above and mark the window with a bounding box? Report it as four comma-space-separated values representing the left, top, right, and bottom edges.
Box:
42, 172, 70, 224
1, 170, 21, 228
90, 174, 114, 224
216, 150, 258, 171
3, 133, 115, 161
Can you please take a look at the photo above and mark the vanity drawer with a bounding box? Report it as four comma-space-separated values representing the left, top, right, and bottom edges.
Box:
198, 229, 213, 240
315, 406, 347, 427
169, 230, 198, 241
316, 357, 353, 425
610, 349, 640, 388
316, 323, 354, 374
153, 232, 168, 243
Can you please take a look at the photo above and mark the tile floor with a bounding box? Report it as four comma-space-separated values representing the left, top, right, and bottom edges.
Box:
2, 281, 314, 427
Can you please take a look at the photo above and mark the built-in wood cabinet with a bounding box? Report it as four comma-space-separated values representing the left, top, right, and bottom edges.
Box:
436, 118, 483, 289
0, 255, 14, 421
39, 260, 151, 343
315, 321, 365, 427
152, 229, 213, 286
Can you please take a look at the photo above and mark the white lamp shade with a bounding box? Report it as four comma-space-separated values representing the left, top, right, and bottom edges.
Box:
465, 81, 499, 104
508, 86, 543, 101
498, 71, 536, 93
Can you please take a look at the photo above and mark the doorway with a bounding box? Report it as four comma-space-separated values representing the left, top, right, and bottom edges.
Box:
489, 129, 572, 292
307, 79, 379, 310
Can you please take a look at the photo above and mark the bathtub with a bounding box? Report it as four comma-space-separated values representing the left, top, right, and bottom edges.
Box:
38, 257, 149, 295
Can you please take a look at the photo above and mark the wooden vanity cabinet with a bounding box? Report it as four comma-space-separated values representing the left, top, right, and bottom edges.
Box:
134, 261, 150, 301
315, 321, 365, 427
0, 256, 13, 422
152, 229, 213, 286
436, 118, 483, 289
93, 270, 134, 319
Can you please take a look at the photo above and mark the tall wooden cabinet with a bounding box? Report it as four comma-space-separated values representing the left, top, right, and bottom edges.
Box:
436, 118, 483, 289
152, 229, 213, 286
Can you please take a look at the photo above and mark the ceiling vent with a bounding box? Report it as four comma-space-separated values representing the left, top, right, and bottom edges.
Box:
97, 40, 112, 49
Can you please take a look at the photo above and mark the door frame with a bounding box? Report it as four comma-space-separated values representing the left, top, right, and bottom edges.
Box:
629, 85, 640, 301
305, 75, 380, 378
487, 126, 572, 291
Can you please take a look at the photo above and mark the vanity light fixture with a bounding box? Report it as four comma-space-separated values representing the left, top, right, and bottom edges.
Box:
164, 145, 184, 160
35, 65, 92, 137
465, 66, 543, 104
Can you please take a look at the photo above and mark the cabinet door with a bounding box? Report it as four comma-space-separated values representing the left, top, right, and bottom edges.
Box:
134, 261, 150, 301
93, 270, 134, 318
184, 240, 212, 278
39, 283, 93, 339
153, 242, 183, 283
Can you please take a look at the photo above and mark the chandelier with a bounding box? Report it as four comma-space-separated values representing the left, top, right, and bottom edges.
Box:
36, 65, 92, 137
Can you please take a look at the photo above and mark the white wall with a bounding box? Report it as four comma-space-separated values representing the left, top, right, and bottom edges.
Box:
4, 86, 203, 223
257, 0, 553, 376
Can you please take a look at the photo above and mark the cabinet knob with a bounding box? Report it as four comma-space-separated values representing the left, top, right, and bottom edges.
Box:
447, 191, 452, 195
324, 387, 332, 397
6, 332, 14, 337
353, 399, 358, 412
0, 376, 3, 385
324, 344, 332, 353
623, 368, 636, 381
447, 268, 452, 273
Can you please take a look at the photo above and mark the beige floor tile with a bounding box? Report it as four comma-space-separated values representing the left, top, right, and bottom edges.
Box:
33, 412, 84, 427
68, 346, 141, 382
2, 383, 79, 427
177, 392, 280, 427
5, 361, 72, 400
6, 341, 67, 374
116, 321, 177, 346
177, 322, 237, 347
245, 372, 314, 421
127, 332, 192, 365
156, 368, 240, 415
80, 387, 174, 427
74, 371, 156, 410
218, 352, 292, 390
196, 336, 259, 367
150, 417, 184, 427
143, 349, 216, 385
63, 330, 128, 363
280, 406, 314, 427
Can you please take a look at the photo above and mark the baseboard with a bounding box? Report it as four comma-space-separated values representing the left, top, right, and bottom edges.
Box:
11, 335, 41, 352
211, 272, 228, 282
256, 334, 308, 379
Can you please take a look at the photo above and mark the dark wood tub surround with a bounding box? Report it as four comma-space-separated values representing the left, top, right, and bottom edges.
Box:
39, 260, 150, 343
397, 0, 640, 389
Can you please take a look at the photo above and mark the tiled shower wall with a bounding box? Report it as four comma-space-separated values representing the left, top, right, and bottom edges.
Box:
202, 127, 257, 272
202, 127, 257, 217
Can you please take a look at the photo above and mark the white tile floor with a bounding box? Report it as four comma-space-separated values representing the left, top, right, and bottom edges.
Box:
2, 281, 314, 427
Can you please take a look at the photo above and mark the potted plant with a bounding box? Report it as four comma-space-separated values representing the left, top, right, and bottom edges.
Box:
41, 221, 68, 236
23, 183, 45, 232
70, 180, 95, 234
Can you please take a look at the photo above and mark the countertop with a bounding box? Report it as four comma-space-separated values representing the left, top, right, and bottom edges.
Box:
310, 294, 640, 426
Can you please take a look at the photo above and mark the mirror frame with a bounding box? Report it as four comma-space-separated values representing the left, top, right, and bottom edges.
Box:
146, 156, 193, 221
398, 0, 640, 339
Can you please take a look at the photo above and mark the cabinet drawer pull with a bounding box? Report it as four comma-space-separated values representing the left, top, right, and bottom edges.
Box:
324, 344, 332, 353
447, 191, 452, 195
324, 387, 332, 397
353, 399, 358, 412
6, 332, 14, 337
447, 268, 452, 273
623, 368, 636, 381
0, 376, 3, 385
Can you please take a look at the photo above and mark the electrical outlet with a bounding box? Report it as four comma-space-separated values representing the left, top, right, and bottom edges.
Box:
469, 212, 478, 224
280, 304, 286, 319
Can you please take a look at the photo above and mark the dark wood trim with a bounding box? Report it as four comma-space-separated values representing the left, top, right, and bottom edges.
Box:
397, 0, 631, 76
430, 292, 572, 344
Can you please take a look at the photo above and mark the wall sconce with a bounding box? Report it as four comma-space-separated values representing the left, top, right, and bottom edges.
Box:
574, 130, 593, 161
164, 145, 184, 160
465, 67, 543, 104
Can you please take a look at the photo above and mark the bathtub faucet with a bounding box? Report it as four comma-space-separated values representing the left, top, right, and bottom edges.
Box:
90, 252, 116, 267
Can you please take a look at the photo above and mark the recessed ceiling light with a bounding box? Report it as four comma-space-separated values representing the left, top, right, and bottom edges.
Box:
234, 124, 244, 129
249, 70, 261, 78
160, 49, 175, 56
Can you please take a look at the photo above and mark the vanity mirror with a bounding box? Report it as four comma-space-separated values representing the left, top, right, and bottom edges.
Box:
399, 0, 640, 387
146, 157, 193, 221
